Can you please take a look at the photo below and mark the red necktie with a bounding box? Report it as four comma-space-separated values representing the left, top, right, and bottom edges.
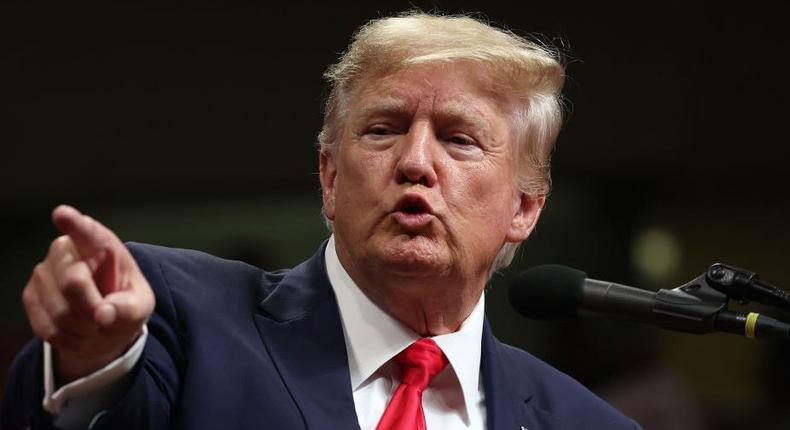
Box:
376, 338, 449, 430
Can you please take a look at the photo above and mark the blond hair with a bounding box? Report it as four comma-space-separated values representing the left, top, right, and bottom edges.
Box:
318, 12, 566, 271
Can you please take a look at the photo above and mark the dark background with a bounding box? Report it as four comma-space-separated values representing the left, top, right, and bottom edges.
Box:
2, 1, 788, 429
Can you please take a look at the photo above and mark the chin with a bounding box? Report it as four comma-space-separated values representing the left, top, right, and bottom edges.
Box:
374, 234, 451, 277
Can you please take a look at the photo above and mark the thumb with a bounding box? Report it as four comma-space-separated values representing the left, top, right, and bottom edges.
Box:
94, 283, 154, 329
95, 302, 119, 327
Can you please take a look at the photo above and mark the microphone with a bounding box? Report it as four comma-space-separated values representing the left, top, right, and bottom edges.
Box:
705, 263, 790, 312
509, 264, 790, 340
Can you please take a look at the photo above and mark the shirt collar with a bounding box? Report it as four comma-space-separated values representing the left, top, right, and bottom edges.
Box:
325, 235, 484, 419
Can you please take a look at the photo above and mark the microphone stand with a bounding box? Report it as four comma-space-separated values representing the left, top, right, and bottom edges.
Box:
648, 265, 790, 339
705, 263, 790, 312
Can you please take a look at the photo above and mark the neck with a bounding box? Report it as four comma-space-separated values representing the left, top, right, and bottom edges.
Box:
370, 285, 483, 335
335, 243, 486, 336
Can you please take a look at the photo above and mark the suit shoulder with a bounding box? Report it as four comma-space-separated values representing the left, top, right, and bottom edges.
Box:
127, 241, 256, 271
127, 241, 285, 278
125, 242, 286, 301
497, 342, 640, 429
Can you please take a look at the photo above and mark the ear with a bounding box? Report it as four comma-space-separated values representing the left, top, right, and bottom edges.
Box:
319, 151, 338, 220
505, 193, 545, 243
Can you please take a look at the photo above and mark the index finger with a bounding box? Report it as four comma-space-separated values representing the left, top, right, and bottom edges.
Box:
52, 205, 120, 267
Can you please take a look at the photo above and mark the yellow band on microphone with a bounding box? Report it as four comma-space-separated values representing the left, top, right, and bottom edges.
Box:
745, 312, 760, 339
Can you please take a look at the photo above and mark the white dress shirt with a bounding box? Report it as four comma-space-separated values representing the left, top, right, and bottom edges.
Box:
43, 237, 487, 430
325, 235, 487, 430
43, 327, 148, 429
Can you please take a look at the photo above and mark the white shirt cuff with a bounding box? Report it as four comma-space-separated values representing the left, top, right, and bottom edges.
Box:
42, 325, 148, 415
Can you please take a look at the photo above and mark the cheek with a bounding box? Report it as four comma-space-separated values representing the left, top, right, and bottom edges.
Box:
447, 165, 516, 232
335, 150, 392, 211
346, 150, 392, 189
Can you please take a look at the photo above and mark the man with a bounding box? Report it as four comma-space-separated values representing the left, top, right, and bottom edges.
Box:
3, 12, 641, 430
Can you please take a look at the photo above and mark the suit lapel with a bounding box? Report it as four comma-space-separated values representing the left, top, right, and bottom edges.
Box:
250, 243, 564, 430
482, 319, 564, 430
253, 242, 361, 430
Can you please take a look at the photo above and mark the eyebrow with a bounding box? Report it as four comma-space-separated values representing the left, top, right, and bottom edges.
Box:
355, 97, 412, 119
434, 98, 493, 135
356, 96, 494, 132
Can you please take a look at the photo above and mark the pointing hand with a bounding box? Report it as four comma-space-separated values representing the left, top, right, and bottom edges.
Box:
22, 205, 155, 384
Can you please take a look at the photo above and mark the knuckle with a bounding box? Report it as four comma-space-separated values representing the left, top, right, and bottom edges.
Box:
110, 292, 130, 307
31, 263, 47, 284
48, 235, 71, 256
61, 265, 92, 292
125, 296, 146, 320
50, 305, 73, 326
21, 286, 37, 308
123, 294, 138, 309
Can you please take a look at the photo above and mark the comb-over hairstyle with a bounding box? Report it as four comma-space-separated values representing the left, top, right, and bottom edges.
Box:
318, 11, 566, 271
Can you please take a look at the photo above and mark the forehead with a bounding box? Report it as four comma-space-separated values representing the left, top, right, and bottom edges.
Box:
350, 63, 516, 121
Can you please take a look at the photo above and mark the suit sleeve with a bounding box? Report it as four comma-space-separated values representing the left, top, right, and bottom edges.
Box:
1, 244, 186, 430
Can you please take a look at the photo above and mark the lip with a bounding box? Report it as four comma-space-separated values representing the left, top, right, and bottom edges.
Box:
392, 194, 435, 229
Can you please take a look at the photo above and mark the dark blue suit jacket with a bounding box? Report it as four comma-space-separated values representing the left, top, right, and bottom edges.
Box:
3, 242, 640, 430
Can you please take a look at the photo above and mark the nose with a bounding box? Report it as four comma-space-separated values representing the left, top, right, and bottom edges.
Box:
395, 121, 438, 187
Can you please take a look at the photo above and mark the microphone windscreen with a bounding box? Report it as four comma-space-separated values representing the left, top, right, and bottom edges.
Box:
508, 264, 587, 320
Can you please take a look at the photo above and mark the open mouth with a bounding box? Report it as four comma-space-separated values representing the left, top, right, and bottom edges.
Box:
392, 194, 434, 229
394, 195, 432, 215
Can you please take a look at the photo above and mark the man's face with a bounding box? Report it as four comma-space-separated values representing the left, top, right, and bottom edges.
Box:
321, 63, 542, 286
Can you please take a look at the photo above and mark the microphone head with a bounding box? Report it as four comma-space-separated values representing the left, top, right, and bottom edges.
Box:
508, 264, 587, 320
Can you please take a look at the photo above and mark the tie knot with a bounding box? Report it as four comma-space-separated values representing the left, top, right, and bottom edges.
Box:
395, 338, 448, 391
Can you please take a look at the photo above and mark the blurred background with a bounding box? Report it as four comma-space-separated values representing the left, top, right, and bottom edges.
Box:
2, 1, 788, 428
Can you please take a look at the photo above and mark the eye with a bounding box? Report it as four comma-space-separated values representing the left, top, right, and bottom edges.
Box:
366, 125, 395, 136
445, 134, 476, 147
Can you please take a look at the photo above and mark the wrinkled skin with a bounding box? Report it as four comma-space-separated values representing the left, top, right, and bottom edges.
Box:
22, 205, 154, 384
321, 63, 544, 335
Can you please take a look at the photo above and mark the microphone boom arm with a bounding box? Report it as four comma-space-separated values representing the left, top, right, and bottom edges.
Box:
705, 263, 790, 312
653, 275, 728, 334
